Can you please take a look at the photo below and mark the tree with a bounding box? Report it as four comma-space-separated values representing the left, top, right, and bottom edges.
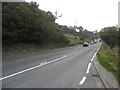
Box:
47, 11, 55, 22
99, 26, 118, 48
2, 2, 68, 47
77, 26, 83, 33
54, 11, 62, 21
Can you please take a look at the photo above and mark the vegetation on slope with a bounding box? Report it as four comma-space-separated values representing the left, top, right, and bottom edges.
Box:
97, 43, 118, 82
98, 26, 119, 83
2, 2, 98, 56
2, 2, 68, 48
64, 34, 83, 46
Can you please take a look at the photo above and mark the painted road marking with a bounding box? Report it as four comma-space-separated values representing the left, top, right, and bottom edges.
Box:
79, 76, 87, 85
40, 61, 47, 66
79, 44, 101, 85
0, 52, 77, 81
91, 46, 100, 61
47, 55, 67, 64
0, 63, 43, 81
86, 63, 92, 74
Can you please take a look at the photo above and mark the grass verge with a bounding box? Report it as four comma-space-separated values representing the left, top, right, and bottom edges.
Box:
97, 43, 119, 83
3, 43, 68, 57
64, 34, 83, 46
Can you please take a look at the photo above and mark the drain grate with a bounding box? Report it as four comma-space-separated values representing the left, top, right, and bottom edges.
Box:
91, 74, 98, 77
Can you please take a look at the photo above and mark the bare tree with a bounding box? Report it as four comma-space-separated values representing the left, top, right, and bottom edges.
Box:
54, 11, 62, 21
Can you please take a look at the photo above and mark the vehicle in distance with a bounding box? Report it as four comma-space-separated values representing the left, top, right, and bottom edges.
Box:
99, 39, 102, 42
94, 39, 97, 43
90, 41, 94, 44
83, 42, 89, 47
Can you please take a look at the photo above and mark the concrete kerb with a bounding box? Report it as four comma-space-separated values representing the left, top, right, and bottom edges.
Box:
93, 55, 118, 88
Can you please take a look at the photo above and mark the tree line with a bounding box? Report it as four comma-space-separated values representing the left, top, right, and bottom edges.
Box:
2, 2, 69, 47
2, 2, 98, 48
59, 25, 97, 41
99, 26, 118, 48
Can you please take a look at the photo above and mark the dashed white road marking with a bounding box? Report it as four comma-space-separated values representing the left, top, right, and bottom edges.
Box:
79, 76, 87, 85
79, 44, 101, 85
1, 44, 101, 83
86, 63, 92, 74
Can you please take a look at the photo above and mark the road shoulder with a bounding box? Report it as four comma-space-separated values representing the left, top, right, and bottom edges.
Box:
93, 56, 118, 88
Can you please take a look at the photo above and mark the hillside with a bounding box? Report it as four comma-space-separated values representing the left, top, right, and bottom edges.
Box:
2, 2, 68, 48
2, 2, 97, 56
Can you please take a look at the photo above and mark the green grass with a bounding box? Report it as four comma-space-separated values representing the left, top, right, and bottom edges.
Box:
97, 43, 119, 82
64, 34, 83, 46
64, 34, 79, 40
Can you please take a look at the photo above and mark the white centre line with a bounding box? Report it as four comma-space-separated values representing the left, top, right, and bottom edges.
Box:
0, 56, 66, 81
86, 63, 92, 74
0, 63, 43, 81
0, 51, 77, 81
79, 76, 87, 85
47, 55, 67, 64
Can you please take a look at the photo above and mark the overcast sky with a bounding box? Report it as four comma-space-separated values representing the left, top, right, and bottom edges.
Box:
25, 0, 119, 31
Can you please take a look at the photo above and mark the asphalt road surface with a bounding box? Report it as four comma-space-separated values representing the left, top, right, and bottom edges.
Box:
2, 42, 105, 88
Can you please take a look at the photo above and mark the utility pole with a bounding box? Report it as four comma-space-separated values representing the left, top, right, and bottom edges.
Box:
74, 19, 77, 30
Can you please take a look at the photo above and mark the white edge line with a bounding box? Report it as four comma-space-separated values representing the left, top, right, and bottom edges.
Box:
86, 63, 92, 74
91, 46, 101, 61
79, 76, 87, 85
0, 54, 72, 81
0, 46, 86, 81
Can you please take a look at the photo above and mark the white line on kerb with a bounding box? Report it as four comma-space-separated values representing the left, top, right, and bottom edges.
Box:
79, 76, 87, 85
86, 63, 92, 74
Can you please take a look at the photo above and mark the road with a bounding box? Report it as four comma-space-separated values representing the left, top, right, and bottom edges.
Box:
1, 42, 105, 88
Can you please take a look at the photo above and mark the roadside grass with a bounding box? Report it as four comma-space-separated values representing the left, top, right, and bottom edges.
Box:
97, 43, 119, 82
3, 34, 82, 57
64, 34, 83, 46
3, 43, 67, 57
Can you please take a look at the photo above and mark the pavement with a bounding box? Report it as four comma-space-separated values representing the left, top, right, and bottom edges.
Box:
93, 56, 119, 88
1, 42, 118, 88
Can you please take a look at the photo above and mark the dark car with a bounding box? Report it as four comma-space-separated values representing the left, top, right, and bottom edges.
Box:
83, 42, 89, 47
99, 40, 101, 42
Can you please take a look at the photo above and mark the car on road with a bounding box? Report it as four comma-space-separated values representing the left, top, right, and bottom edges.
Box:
90, 41, 94, 44
83, 42, 89, 47
94, 39, 97, 43
99, 39, 101, 42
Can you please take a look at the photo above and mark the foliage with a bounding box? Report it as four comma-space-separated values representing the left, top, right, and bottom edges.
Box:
2, 2, 99, 50
99, 26, 118, 48
64, 34, 83, 46
59, 25, 96, 41
2, 2, 68, 47
97, 43, 119, 82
